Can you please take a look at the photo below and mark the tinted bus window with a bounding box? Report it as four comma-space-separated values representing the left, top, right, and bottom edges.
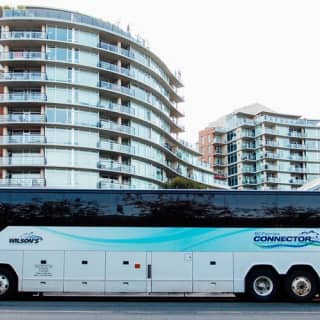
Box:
224, 193, 278, 226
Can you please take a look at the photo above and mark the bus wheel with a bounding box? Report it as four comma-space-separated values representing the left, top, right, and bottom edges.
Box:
246, 268, 280, 302
284, 270, 318, 302
0, 267, 17, 300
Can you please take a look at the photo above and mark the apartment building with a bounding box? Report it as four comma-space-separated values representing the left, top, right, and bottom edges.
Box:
198, 104, 320, 190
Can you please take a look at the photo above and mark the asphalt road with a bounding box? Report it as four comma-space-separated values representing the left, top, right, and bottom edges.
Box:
0, 298, 320, 320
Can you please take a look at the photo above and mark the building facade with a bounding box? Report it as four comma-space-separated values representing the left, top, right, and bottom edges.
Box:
198, 104, 320, 190
0, 6, 227, 189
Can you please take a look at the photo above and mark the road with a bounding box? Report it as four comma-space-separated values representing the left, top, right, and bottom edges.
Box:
0, 298, 320, 320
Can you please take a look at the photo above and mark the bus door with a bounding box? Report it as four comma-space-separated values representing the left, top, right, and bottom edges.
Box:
150, 252, 193, 292
105, 252, 147, 293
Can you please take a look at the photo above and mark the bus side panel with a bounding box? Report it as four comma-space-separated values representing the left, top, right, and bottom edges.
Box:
193, 252, 233, 292
233, 252, 320, 292
22, 251, 64, 292
151, 252, 193, 292
0, 250, 23, 291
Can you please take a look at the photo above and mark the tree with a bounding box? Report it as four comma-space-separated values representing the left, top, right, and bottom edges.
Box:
162, 177, 209, 189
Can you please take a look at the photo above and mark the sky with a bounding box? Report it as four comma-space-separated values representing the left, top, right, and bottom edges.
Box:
3, 0, 320, 144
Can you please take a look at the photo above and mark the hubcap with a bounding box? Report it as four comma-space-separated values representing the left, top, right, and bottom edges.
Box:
253, 275, 273, 296
0, 274, 9, 295
291, 276, 312, 297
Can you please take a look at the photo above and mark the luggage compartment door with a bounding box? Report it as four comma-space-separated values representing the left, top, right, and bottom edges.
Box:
22, 251, 64, 292
151, 252, 193, 292
105, 252, 147, 292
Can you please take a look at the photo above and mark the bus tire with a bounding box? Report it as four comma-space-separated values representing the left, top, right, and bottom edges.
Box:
284, 270, 318, 302
246, 268, 280, 302
0, 266, 17, 300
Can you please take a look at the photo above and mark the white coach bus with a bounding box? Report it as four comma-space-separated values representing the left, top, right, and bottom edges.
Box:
0, 189, 320, 302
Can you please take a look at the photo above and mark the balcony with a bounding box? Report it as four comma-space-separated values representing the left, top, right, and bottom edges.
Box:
214, 161, 226, 167
99, 60, 134, 78
100, 80, 134, 96
0, 51, 45, 60
98, 179, 136, 189
241, 143, 255, 150
288, 131, 305, 138
1, 31, 47, 40
289, 143, 306, 150
0, 114, 45, 123
0, 72, 45, 81
100, 121, 135, 135
98, 140, 134, 154
99, 101, 135, 116
99, 160, 135, 174
242, 179, 257, 185
289, 155, 306, 161
0, 178, 45, 187
263, 141, 278, 147
0, 156, 45, 166
242, 167, 256, 173
0, 93, 46, 102
289, 167, 305, 173
213, 137, 226, 144
263, 177, 279, 184
0, 135, 45, 145
289, 178, 306, 185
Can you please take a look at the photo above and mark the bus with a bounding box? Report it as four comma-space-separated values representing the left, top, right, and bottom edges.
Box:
0, 188, 320, 302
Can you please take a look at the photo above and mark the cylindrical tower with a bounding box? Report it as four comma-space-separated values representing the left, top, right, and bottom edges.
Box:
0, 6, 227, 189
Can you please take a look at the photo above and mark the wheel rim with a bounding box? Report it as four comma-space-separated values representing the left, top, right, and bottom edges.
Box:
291, 276, 312, 297
253, 275, 274, 296
0, 274, 10, 296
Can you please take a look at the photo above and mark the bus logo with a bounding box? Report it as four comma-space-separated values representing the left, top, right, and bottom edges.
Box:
253, 230, 320, 248
9, 232, 43, 244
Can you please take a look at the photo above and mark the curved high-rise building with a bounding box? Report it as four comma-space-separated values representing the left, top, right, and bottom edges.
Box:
0, 6, 226, 189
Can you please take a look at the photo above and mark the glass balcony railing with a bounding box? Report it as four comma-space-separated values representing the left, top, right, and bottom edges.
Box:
289, 143, 306, 150
0, 92, 46, 102
0, 135, 45, 144
98, 140, 134, 154
100, 121, 135, 135
0, 156, 45, 166
98, 160, 135, 174
0, 114, 45, 123
99, 60, 134, 78
98, 179, 136, 189
0, 178, 45, 187
1, 31, 46, 40
99, 80, 134, 96
0, 72, 45, 81
0, 51, 44, 60
289, 155, 306, 161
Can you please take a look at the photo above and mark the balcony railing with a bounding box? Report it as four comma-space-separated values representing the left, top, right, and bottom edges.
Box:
100, 80, 134, 96
98, 179, 135, 189
1, 31, 47, 40
99, 60, 134, 78
99, 160, 135, 173
0, 178, 45, 187
99, 101, 135, 116
0, 72, 45, 81
0, 156, 45, 166
0, 135, 45, 144
100, 121, 135, 135
289, 143, 306, 150
98, 140, 134, 154
0, 93, 46, 102
0, 51, 45, 60
0, 114, 45, 123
